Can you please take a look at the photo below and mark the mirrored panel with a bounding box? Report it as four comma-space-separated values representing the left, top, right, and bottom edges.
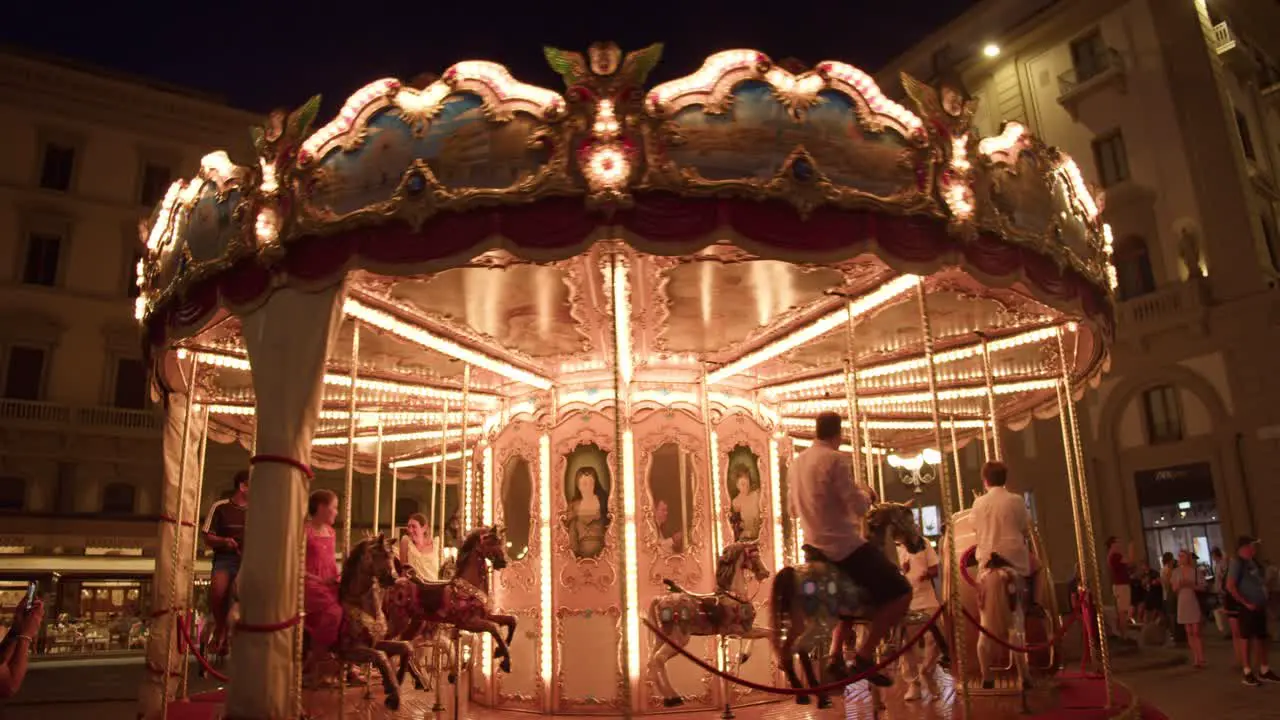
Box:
646, 442, 696, 554
503, 455, 534, 561
563, 443, 612, 559
725, 444, 763, 541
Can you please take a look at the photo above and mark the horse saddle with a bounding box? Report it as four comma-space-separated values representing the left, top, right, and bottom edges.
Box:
801, 544, 832, 564
662, 578, 717, 600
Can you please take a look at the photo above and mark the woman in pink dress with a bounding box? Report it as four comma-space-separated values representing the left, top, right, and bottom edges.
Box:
303, 489, 346, 685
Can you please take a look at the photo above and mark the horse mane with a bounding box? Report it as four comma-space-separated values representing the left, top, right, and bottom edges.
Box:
715, 542, 744, 591
456, 526, 485, 572
338, 537, 370, 601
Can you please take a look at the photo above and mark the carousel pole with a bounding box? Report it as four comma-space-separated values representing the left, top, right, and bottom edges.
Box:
700, 368, 730, 719
1053, 379, 1090, 636
160, 355, 199, 720
863, 424, 878, 499
461, 365, 471, 533
843, 302, 864, 486
388, 466, 398, 537
342, 322, 360, 556
1058, 327, 1112, 706
608, 252, 637, 715
917, 280, 971, 718
980, 335, 1002, 461
372, 422, 384, 538
179, 404, 212, 699
949, 417, 964, 511
979, 419, 990, 463
436, 400, 450, 550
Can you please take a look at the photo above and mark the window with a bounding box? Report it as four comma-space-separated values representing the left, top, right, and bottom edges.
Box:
139, 163, 171, 207
1070, 30, 1109, 84
1235, 109, 1256, 162
395, 498, 420, 525
3, 346, 47, 400
1262, 214, 1280, 271
910, 505, 941, 537
1114, 236, 1156, 300
112, 357, 149, 409
0, 477, 25, 511
39, 142, 76, 191
1142, 385, 1184, 444
22, 232, 62, 286
102, 482, 136, 514
127, 251, 144, 298
1092, 131, 1130, 187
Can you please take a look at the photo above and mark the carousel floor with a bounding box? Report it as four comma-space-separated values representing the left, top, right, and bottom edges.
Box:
168, 670, 1169, 719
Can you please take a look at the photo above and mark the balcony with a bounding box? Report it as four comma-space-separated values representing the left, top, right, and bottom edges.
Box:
1057, 48, 1126, 118
1211, 22, 1259, 77
1116, 280, 1209, 348
0, 398, 161, 435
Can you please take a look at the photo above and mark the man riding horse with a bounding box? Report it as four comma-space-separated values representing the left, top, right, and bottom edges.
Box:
786, 412, 911, 686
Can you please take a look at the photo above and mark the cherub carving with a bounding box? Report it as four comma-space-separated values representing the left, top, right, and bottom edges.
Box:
543, 42, 664, 106
245, 96, 321, 249
901, 73, 980, 235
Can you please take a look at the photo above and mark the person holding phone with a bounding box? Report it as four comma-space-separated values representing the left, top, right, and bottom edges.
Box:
0, 586, 44, 698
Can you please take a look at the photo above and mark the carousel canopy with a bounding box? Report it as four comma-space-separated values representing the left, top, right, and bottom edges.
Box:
134, 44, 1115, 474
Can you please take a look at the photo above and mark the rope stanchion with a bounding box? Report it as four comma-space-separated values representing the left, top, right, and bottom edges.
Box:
250, 454, 315, 479
177, 615, 231, 683
961, 607, 1080, 653
640, 603, 945, 696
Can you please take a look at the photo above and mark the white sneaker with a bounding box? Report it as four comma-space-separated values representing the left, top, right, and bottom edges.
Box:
904, 681, 922, 701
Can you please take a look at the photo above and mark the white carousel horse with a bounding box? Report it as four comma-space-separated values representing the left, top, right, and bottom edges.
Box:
975, 556, 1030, 690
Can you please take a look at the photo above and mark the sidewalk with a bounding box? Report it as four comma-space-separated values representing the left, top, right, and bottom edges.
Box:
1118, 635, 1279, 720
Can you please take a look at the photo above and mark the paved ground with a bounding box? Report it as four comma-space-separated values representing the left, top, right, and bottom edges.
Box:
2, 638, 1274, 719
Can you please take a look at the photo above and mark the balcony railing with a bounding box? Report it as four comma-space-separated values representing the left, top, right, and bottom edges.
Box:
1116, 280, 1207, 341
1058, 48, 1125, 97
0, 398, 161, 433
1211, 22, 1260, 76
1211, 22, 1239, 53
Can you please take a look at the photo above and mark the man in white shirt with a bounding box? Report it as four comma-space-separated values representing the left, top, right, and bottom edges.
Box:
970, 461, 1036, 598
789, 412, 911, 687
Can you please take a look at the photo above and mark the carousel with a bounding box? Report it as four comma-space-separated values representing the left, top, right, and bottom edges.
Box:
135, 42, 1138, 720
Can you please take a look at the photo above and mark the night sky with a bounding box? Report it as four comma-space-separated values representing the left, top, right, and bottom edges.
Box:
3, 0, 973, 114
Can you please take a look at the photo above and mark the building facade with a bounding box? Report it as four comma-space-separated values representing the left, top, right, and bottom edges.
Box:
0, 51, 265, 637
874, 0, 1280, 576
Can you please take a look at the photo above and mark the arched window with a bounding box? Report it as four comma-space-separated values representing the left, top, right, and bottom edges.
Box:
1142, 385, 1183, 444
395, 498, 420, 525
0, 477, 25, 511
1113, 235, 1155, 300
102, 482, 137, 515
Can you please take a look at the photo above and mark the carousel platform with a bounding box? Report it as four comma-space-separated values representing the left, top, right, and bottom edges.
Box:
166, 672, 1169, 720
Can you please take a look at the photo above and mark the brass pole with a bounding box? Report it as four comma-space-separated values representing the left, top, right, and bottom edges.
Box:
388, 467, 398, 538
1058, 328, 1112, 706
980, 420, 990, 463
461, 365, 471, 533
160, 355, 199, 720
699, 370, 726, 675
1054, 380, 1090, 645
609, 253, 635, 713
949, 416, 964, 511
372, 422, 383, 537
342, 323, 360, 556
844, 302, 863, 485
917, 281, 971, 718
980, 336, 1002, 461
437, 399, 451, 548
862, 422, 877, 498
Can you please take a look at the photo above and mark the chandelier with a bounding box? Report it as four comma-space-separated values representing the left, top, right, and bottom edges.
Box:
887, 448, 942, 494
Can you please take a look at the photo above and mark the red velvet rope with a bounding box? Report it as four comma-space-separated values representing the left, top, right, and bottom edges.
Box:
640, 603, 945, 696
250, 454, 315, 479
235, 614, 302, 634
177, 615, 231, 682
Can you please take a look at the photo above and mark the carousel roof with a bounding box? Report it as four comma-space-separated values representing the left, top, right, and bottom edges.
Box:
134, 44, 1115, 475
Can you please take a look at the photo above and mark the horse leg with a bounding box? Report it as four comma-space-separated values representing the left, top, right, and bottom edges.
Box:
797, 648, 831, 709
459, 618, 512, 673
646, 633, 685, 706
490, 612, 518, 646
778, 634, 808, 705
375, 639, 418, 691
976, 631, 993, 689
342, 646, 401, 711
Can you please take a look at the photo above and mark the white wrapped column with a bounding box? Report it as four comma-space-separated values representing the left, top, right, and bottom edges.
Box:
225, 284, 346, 719
139, 389, 207, 719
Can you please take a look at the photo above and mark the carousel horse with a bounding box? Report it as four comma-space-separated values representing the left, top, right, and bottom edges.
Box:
647, 538, 772, 707
335, 534, 430, 711
975, 554, 1030, 689
770, 501, 925, 708
383, 525, 518, 678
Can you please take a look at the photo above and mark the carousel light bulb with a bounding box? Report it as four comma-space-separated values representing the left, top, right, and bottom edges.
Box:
300, 78, 401, 164
621, 429, 641, 690
133, 295, 147, 322
344, 299, 553, 389
537, 435, 552, 690
709, 274, 919, 384
1058, 157, 1099, 220
386, 449, 466, 470
977, 122, 1026, 158
312, 425, 484, 446
922, 448, 943, 465
769, 438, 785, 568
647, 49, 763, 110
587, 145, 630, 188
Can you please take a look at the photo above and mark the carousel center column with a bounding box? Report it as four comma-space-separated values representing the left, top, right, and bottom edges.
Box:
226, 284, 348, 720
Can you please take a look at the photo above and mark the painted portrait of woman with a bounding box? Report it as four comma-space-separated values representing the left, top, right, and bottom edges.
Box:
725, 445, 762, 541
563, 443, 612, 559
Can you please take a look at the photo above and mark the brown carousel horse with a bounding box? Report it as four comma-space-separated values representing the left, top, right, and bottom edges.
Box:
335, 534, 430, 710
647, 513, 771, 708
770, 501, 925, 708
382, 525, 518, 678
